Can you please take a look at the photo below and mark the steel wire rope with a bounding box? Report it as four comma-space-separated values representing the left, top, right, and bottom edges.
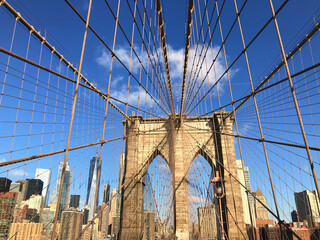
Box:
77, 132, 171, 240
240, 136, 319, 233
184, 0, 246, 113
183, 0, 220, 109
186, 0, 290, 115
185, 127, 304, 240
103, 0, 172, 111
65, 0, 171, 116
198, 61, 320, 117
0, 1, 134, 122
131, 0, 173, 112
7, 143, 97, 239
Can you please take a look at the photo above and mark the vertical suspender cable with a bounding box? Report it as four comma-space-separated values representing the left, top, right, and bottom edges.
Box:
51, 0, 93, 239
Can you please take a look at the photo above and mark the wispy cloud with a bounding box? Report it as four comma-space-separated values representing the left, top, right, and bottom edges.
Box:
167, 46, 184, 81
96, 43, 237, 80
188, 194, 208, 205
111, 76, 124, 88
95, 45, 149, 75
95, 43, 238, 107
96, 47, 111, 69
82, 0, 94, 11
10, 169, 28, 177
0, 158, 24, 177
110, 85, 155, 106
167, 44, 238, 96
238, 123, 252, 136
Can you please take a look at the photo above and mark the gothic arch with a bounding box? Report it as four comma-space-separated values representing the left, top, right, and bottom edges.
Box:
185, 147, 216, 178
140, 148, 172, 186
120, 113, 247, 240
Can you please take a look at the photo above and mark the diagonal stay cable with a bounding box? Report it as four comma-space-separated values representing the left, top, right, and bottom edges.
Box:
225, 21, 320, 119
183, 0, 222, 110
65, 0, 171, 116
186, 0, 290, 115
0, 47, 162, 119
185, 0, 245, 113
155, 0, 176, 117
180, 0, 194, 120
183, 126, 302, 240
103, 0, 172, 111
0, 0, 134, 122
77, 131, 170, 240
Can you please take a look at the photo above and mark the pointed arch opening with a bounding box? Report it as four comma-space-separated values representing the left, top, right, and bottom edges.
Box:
187, 153, 222, 240
143, 154, 174, 239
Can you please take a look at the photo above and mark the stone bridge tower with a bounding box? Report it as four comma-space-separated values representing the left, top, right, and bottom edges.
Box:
119, 112, 247, 240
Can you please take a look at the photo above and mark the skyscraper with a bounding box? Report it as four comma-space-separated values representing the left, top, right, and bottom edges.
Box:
10, 179, 43, 205
197, 205, 218, 240
20, 194, 44, 219
291, 210, 299, 222
8, 222, 42, 240
59, 209, 84, 240
103, 184, 110, 204
10, 181, 25, 205
25, 179, 43, 200
69, 195, 80, 209
40, 205, 56, 228
294, 190, 320, 226
108, 188, 118, 236
100, 203, 109, 238
86, 157, 100, 218
35, 168, 51, 206
253, 187, 270, 220
244, 166, 253, 205
236, 160, 255, 226
117, 154, 125, 217
109, 188, 117, 220
0, 192, 17, 239
0, 177, 11, 192
83, 205, 90, 225
142, 212, 155, 240
51, 162, 72, 212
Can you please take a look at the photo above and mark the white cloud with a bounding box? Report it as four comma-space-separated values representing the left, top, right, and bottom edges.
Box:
96, 44, 184, 81
95, 43, 238, 106
110, 85, 155, 106
96, 48, 111, 69
167, 44, 238, 95
111, 76, 124, 88
10, 169, 28, 177
188, 194, 208, 205
167, 46, 184, 80
0, 158, 6, 163
238, 123, 252, 136
96, 44, 237, 80
96, 45, 149, 75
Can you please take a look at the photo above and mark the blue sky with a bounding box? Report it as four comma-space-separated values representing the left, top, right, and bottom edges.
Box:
1, 0, 318, 108
1, 0, 320, 225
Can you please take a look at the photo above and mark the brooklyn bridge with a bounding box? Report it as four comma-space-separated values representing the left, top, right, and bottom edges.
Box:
0, 0, 320, 239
